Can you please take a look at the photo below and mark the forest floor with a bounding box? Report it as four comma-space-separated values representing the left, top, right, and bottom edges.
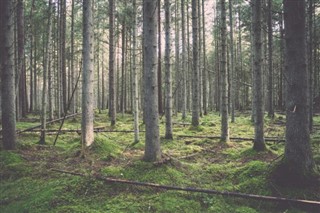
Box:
0, 111, 319, 213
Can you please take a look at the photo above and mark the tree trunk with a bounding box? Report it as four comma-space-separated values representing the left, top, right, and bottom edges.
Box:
280, 0, 315, 183
158, 0, 163, 115
252, 0, 266, 151
17, 0, 28, 118
70, 0, 76, 114
181, 0, 187, 120
0, 0, 16, 150
121, 22, 126, 114
60, 0, 67, 113
307, 0, 313, 131
109, 0, 116, 126
220, 0, 229, 142
202, 0, 207, 116
267, 0, 274, 118
191, 0, 199, 127
40, 0, 53, 145
229, 0, 235, 122
165, 0, 173, 140
82, 0, 94, 148
174, 0, 180, 115
132, 0, 139, 143
143, 0, 161, 162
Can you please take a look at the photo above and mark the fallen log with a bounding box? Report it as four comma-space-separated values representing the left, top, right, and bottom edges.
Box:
0, 113, 80, 135
18, 129, 145, 133
51, 169, 320, 210
177, 135, 286, 142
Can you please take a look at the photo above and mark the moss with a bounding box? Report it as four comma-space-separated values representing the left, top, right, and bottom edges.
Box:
90, 135, 122, 160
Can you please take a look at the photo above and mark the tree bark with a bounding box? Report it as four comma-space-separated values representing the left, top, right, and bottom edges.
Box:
267, 0, 274, 118
132, 0, 139, 143
252, 0, 266, 151
282, 0, 315, 181
165, 0, 173, 140
181, 0, 187, 120
40, 0, 53, 145
220, 0, 229, 142
143, 0, 161, 162
202, 0, 207, 116
229, 0, 235, 122
0, 0, 16, 150
158, 0, 163, 115
82, 0, 94, 147
109, 0, 116, 126
191, 0, 199, 127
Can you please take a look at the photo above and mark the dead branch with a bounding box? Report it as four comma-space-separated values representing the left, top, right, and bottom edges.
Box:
177, 135, 285, 143
18, 129, 145, 133
51, 169, 320, 210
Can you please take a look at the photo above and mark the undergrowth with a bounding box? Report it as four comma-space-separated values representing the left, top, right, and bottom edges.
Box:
0, 112, 319, 212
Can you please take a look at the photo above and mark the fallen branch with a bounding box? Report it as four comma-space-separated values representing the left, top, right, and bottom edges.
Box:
51, 169, 320, 209
0, 113, 80, 135
19, 129, 145, 133
177, 135, 285, 143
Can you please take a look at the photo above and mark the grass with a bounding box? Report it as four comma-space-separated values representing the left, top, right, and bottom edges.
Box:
0, 111, 319, 212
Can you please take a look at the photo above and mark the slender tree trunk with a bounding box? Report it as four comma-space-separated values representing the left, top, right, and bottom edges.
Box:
229, 0, 235, 122
17, 0, 27, 118
121, 23, 126, 114
70, 0, 75, 114
181, 0, 187, 120
40, 0, 53, 145
165, 0, 173, 140
109, 0, 116, 126
307, 0, 313, 131
60, 0, 67, 113
158, 0, 163, 115
174, 0, 180, 114
82, 0, 94, 148
202, 0, 207, 116
191, 0, 199, 127
132, 0, 139, 143
0, 0, 16, 150
252, 0, 266, 151
267, 0, 274, 118
143, 0, 161, 162
220, 0, 229, 142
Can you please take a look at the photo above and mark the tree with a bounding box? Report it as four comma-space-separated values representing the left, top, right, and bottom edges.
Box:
143, 0, 161, 162
132, 0, 139, 143
220, 0, 229, 142
191, 0, 200, 127
273, 0, 315, 185
40, 0, 53, 145
229, 0, 235, 122
109, 0, 116, 126
0, 0, 16, 150
17, 0, 28, 119
267, 0, 274, 118
181, 0, 187, 120
81, 0, 94, 148
158, 0, 163, 115
252, 0, 266, 151
165, 0, 173, 140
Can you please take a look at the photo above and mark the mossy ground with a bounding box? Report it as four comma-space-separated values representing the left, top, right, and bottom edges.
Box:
0, 111, 319, 212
